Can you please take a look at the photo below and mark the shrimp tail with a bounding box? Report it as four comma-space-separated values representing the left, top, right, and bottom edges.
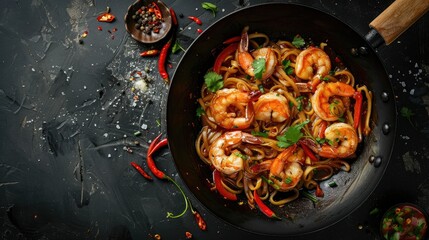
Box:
239, 26, 249, 53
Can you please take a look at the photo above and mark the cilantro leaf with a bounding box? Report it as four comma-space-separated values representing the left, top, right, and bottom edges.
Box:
292, 35, 305, 48
276, 120, 310, 148
204, 71, 223, 92
252, 58, 266, 80
202, 2, 218, 16
251, 130, 269, 138
196, 106, 205, 117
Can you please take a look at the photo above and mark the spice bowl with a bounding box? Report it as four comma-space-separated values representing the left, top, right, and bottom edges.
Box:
380, 203, 428, 240
124, 0, 172, 44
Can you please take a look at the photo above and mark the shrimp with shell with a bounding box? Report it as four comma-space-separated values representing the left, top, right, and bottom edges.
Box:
209, 131, 262, 175
209, 88, 255, 129
311, 81, 356, 121
237, 27, 277, 80
295, 47, 331, 90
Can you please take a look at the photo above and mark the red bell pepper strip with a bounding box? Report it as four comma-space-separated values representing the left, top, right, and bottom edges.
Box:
299, 141, 318, 162
188, 16, 202, 25
253, 190, 281, 220
353, 91, 363, 129
170, 8, 178, 26
130, 161, 153, 180
158, 37, 173, 83
213, 170, 237, 201
140, 49, 160, 57
223, 36, 241, 45
318, 120, 327, 138
213, 43, 238, 74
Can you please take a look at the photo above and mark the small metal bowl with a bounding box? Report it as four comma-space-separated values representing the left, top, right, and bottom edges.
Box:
124, 0, 172, 44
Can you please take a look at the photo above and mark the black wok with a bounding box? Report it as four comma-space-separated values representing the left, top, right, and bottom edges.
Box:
166, 0, 427, 236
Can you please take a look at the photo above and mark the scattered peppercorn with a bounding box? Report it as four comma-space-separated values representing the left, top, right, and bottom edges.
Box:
185, 231, 193, 239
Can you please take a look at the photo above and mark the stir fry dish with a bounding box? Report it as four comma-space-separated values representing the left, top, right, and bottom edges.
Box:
195, 27, 373, 218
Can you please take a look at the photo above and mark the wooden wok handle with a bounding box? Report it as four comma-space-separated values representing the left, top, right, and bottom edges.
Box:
369, 0, 429, 45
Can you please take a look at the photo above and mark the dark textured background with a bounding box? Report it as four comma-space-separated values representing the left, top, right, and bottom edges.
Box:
0, 0, 428, 239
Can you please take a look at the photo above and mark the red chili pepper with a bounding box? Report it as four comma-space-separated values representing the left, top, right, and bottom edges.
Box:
170, 8, 178, 26
97, 13, 115, 22
97, 26, 102, 31
188, 16, 202, 25
300, 142, 318, 162
158, 37, 173, 83
140, 49, 160, 57
197, 28, 203, 34
315, 184, 324, 197
353, 91, 363, 129
149, 133, 163, 153
212, 170, 237, 201
253, 190, 281, 220
222, 36, 241, 45
131, 161, 153, 180
148, 138, 168, 156
146, 135, 169, 180
151, 2, 162, 19
213, 43, 238, 74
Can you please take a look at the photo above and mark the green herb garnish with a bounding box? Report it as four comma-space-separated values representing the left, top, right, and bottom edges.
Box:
196, 106, 205, 117
202, 2, 218, 16
292, 35, 305, 48
400, 107, 415, 127
172, 40, 185, 53
276, 119, 310, 148
204, 71, 223, 92
251, 130, 269, 138
282, 59, 294, 75
284, 176, 292, 184
296, 96, 304, 111
252, 58, 266, 80
235, 152, 248, 160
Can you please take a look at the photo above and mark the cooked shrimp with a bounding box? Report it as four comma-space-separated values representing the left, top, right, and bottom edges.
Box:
209, 88, 254, 129
311, 82, 355, 121
319, 123, 358, 158
295, 47, 331, 89
209, 131, 262, 175
254, 92, 290, 123
238, 29, 277, 80
269, 145, 303, 191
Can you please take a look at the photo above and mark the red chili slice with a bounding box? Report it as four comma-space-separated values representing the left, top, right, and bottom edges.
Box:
253, 190, 281, 219
188, 16, 202, 25
212, 170, 237, 201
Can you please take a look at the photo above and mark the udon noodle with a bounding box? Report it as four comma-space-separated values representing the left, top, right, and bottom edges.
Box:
195, 27, 372, 213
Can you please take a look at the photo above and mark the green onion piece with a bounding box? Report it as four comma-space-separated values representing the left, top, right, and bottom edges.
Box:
133, 131, 141, 136
328, 181, 337, 188
369, 208, 379, 215
301, 190, 318, 203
